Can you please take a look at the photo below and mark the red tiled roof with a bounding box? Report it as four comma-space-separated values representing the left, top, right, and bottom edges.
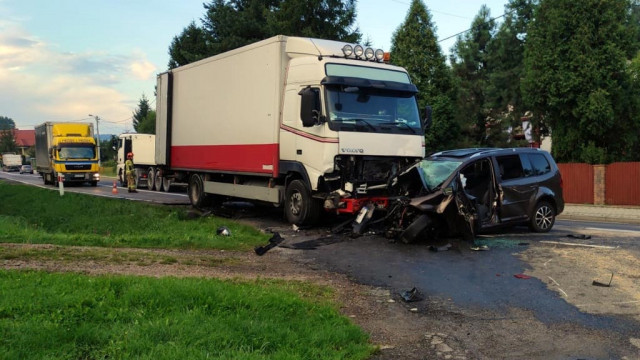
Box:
14, 130, 35, 147
0, 129, 35, 147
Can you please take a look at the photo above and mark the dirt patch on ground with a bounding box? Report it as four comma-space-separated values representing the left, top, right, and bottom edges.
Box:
519, 243, 640, 321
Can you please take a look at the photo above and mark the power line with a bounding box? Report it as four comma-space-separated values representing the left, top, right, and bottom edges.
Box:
438, 9, 516, 44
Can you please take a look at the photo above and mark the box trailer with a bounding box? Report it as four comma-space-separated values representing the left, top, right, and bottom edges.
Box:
35, 122, 100, 186
154, 35, 427, 225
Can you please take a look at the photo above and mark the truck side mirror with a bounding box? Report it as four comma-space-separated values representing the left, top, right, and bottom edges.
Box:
299, 87, 323, 127
422, 106, 432, 133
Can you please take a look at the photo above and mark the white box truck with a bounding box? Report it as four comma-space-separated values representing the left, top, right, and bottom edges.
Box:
1, 153, 22, 172
115, 133, 181, 191
155, 35, 428, 225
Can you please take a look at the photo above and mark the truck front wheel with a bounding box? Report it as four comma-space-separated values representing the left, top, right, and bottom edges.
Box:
285, 179, 320, 225
188, 174, 211, 209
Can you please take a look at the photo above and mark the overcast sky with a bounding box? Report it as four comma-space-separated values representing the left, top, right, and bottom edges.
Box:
0, 0, 509, 134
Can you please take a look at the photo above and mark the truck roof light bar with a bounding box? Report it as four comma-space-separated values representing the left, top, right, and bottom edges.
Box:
342, 44, 385, 62
354, 45, 364, 58
342, 44, 354, 57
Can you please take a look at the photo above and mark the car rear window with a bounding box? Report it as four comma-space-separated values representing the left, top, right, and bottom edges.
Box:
526, 153, 551, 176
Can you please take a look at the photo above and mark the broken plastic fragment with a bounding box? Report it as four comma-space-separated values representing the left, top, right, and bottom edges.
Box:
514, 274, 531, 279
400, 287, 424, 302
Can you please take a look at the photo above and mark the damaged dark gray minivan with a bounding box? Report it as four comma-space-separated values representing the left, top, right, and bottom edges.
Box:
387, 148, 564, 243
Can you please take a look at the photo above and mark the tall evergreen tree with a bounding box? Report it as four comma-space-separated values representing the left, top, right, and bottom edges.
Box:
0, 116, 16, 130
485, 0, 538, 144
267, 0, 360, 43
0, 116, 17, 153
522, 0, 639, 163
168, 0, 361, 69
450, 5, 497, 146
168, 22, 212, 69
390, 0, 458, 153
132, 95, 156, 134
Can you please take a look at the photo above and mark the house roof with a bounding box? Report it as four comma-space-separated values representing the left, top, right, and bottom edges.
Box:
0, 129, 36, 147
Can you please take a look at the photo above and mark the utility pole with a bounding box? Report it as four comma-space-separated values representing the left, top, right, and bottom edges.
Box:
88, 114, 101, 167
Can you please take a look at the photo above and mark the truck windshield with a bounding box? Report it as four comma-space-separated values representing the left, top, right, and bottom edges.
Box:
58, 145, 95, 160
325, 86, 421, 135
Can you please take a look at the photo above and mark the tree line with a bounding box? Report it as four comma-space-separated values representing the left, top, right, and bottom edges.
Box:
133, 0, 639, 163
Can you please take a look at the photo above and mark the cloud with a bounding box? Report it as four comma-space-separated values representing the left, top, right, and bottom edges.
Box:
0, 22, 153, 133
130, 58, 157, 80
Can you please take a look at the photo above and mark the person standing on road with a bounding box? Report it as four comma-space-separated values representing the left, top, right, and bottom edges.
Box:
125, 152, 137, 193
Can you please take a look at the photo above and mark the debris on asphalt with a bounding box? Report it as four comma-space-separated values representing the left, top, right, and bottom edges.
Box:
254, 232, 285, 256
216, 226, 231, 236
592, 272, 614, 287
514, 274, 532, 279
429, 243, 452, 252
540, 241, 617, 249
567, 234, 591, 239
470, 244, 489, 251
400, 287, 424, 302
279, 235, 343, 250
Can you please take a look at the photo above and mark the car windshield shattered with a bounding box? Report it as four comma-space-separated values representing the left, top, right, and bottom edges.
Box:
416, 159, 462, 191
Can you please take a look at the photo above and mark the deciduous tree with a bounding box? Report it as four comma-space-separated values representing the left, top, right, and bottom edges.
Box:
522, 0, 640, 162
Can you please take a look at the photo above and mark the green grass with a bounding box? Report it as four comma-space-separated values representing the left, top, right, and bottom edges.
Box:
0, 270, 373, 359
0, 182, 269, 250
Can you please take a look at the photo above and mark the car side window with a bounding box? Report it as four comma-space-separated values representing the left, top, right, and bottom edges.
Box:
527, 153, 551, 176
496, 155, 524, 180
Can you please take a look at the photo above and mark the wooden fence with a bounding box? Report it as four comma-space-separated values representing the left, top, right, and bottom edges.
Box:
558, 162, 640, 206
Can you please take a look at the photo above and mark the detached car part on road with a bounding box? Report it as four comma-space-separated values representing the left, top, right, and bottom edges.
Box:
384, 148, 564, 243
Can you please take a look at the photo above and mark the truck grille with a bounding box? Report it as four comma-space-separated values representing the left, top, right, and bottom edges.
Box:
65, 164, 92, 171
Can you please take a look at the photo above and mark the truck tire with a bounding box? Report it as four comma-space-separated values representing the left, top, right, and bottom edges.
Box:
147, 167, 156, 190
188, 174, 211, 209
285, 179, 320, 225
162, 176, 171, 193
154, 168, 163, 191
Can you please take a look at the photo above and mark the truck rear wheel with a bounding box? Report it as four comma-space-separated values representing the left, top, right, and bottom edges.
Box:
147, 167, 156, 190
162, 172, 171, 193
188, 174, 211, 209
285, 179, 320, 225
154, 168, 163, 191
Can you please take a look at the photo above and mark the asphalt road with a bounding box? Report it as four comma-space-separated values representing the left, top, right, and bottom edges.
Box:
3, 170, 640, 358
0, 171, 189, 205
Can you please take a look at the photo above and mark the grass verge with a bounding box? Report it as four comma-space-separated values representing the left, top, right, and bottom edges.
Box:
0, 181, 269, 250
0, 270, 373, 359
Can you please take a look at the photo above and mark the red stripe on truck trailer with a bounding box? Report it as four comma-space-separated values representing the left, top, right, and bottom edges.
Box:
171, 144, 279, 176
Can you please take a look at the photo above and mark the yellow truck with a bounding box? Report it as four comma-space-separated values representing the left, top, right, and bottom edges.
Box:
35, 122, 100, 186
